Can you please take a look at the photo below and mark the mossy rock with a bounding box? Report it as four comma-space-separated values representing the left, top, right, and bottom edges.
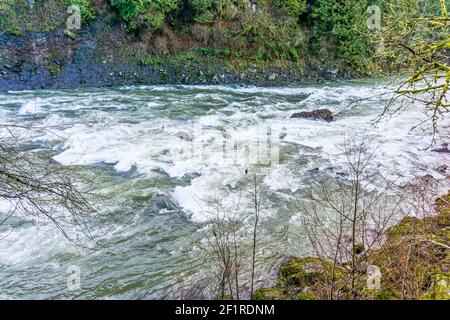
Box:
434, 213, 450, 228
297, 290, 316, 300
434, 195, 450, 228
420, 273, 450, 300
277, 257, 330, 288
435, 193, 450, 219
387, 217, 425, 237
252, 287, 286, 300
64, 29, 77, 40
423, 230, 450, 247
372, 288, 401, 300
0, 0, 95, 35
441, 227, 450, 242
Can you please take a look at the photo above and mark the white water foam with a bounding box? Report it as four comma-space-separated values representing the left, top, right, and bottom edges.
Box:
1, 84, 449, 224
0, 83, 449, 299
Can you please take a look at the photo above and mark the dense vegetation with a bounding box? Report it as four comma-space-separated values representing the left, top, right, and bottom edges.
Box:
109, 0, 179, 29
1, 0, 448, 74
0, 0, 418, 74
0, 0, 96, 35
378, 0, 450, 136
108, 0, 377, 70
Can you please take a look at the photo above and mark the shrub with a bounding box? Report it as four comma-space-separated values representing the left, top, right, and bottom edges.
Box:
274, 0, 307, 17
311, 0, 372, 69
188, 0, 241, 22
188, 0, 214, 22
0, 0, 23, 35
60, 0, 96, 23
110, 0, 180, 30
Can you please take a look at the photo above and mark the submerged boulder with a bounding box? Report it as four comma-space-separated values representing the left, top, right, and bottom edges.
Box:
432, 143, 449, 154
290, 109, 333, 122
174, 131, 193, 142
153, 194, 178, 211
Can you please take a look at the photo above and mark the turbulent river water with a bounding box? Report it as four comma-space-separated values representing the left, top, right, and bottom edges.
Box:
0, 80, 449, 299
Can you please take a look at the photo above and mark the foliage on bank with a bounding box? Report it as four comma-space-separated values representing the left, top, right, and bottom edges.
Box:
0, 0, 448, 81
0, 0, 430, 75
0, 0, 96, 35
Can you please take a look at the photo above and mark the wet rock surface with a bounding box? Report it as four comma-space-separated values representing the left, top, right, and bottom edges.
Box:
290, 109, 334, 122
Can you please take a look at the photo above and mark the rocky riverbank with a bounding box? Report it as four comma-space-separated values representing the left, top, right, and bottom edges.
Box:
0, 30, 348, 91
253, 192, 450, 300
0, 1, 356, 92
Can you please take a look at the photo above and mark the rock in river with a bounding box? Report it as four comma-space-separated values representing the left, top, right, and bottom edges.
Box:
290, 109, 333, 122
174, 131, 193, 142
431, 143, 449, 154
153, 194, 178, 211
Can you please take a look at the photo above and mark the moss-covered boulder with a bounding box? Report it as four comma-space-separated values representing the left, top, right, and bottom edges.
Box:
277, 257, 329, 287
387, 216, 425, 238
297, 290, 316, 300
420, 273, 450, 300
435, 193, 450, 227
261, 191, 450, 300
374, 288, 401, 300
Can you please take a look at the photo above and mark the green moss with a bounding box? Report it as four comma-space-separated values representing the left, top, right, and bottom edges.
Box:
387, 216, 425, 237
214, 294, 233, 300
420, 274, 450, 300
373, 288, 400, 300
269, 189, 450, 300
297, 291, 316, 300
140, 47, 244, 71
268, 72, 278, 81
277, 257, 328, 287
47, 64, 62, 78
253, 287, 286, 300
64, 29, 77, 40
4, 26, 23, 37
435, 193, 450, 226
442, 227, 450, 241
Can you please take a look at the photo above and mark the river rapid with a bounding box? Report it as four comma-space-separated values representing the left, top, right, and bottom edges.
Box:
0, 80, 449, 299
